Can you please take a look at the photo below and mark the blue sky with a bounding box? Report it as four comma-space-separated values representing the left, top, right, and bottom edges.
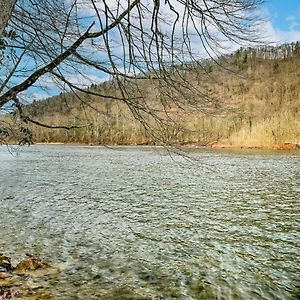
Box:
264, 0, 300, 42
15, 1, 300, 102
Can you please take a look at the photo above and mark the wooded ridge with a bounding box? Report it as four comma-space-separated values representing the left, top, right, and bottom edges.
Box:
2, 44, 300, 149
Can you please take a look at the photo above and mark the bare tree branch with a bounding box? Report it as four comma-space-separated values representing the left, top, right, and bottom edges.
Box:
0, 0, 265, 145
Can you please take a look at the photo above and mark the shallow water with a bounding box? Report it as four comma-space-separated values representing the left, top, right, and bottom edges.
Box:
0, 145, 299, 299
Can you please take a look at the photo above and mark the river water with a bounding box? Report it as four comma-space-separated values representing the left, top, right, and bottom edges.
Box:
0, 145, 299, 299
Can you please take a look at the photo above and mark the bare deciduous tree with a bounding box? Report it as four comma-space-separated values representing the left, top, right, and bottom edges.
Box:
0, 0, 16, 34
0, 0, 264, 145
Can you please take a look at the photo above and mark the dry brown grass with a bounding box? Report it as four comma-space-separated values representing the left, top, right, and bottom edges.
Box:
19, 53, 300, 149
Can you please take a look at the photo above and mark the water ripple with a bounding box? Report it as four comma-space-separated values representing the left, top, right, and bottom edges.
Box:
0, 145, 299, 299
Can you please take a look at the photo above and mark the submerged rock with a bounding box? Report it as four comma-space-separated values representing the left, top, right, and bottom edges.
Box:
0, 286, 20, 299
15, 254, 51, 273
0, 273, 11, 280
0, 254, 56, 299
0, 254, 12, 272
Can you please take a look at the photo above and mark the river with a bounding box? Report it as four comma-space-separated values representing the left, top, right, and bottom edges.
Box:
0, 145, 299, 299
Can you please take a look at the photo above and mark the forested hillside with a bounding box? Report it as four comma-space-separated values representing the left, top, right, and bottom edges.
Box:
18, 43, 300, 148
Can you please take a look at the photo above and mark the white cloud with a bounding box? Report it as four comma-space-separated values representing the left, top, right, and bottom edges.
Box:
10, 1, 300, 104
34, 72, 109, 90
260, 5, 300, 44
63, 73, 109, 87
17, 72, 110, 103
276, 29, 300, 43
262, 20, 300, 44
19, 90, 54, 103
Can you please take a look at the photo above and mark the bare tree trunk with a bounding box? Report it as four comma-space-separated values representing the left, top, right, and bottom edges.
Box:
0, 0, 16, 34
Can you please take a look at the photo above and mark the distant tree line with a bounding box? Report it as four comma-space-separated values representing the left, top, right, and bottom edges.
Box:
233, 42, 300, 62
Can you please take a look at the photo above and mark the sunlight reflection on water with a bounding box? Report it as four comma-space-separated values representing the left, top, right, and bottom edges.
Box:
0, 145, 299, 299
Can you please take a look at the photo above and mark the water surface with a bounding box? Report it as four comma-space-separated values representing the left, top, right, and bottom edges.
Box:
0, 145, 299, 299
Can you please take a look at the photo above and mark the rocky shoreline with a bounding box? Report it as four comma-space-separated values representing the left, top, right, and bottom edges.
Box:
0, 253, 54, 299
33, 141, 300, 150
